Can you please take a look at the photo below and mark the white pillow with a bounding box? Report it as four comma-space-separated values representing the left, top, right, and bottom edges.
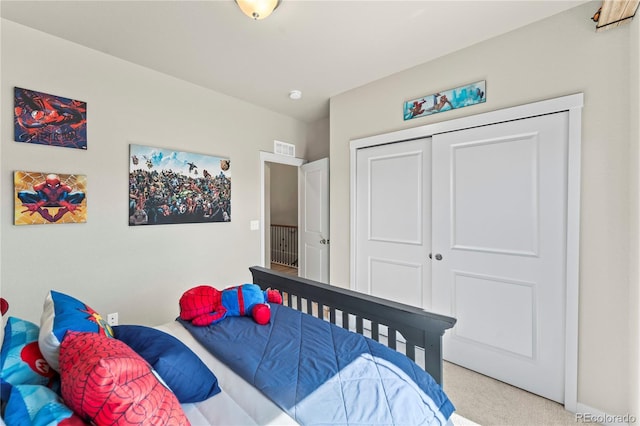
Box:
38, 290, 113, 371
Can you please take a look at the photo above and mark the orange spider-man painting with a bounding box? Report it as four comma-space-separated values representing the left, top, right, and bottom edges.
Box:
14, 171, 87, 225
14, 87, 87, 150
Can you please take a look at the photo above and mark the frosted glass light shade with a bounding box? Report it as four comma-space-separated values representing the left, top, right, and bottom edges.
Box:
235, 0, 280, 20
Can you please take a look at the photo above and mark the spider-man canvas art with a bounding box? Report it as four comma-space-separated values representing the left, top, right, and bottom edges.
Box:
14, 87, 87, 150
129, 144, 231, 225
14, 171, 87, 225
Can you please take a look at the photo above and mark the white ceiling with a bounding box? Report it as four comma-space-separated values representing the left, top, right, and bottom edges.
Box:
1, 0, 591, 123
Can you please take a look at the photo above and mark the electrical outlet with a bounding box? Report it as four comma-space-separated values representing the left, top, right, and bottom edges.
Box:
107, 312, 118, 326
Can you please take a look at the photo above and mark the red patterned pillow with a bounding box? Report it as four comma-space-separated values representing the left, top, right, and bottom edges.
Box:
59, 331, 189, 426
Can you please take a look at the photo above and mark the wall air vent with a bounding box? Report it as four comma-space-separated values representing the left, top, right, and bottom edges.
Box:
274, 140, 295, 157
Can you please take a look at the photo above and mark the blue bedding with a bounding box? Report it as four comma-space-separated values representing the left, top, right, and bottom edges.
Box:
178, 303, 454, 426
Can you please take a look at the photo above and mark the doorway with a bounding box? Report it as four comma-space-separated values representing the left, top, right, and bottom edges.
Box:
259, 152, 304, 275
269, 162, 299, 276
259, 152, 330, 283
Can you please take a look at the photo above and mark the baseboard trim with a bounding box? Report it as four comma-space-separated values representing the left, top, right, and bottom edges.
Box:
575, 403, 637, 425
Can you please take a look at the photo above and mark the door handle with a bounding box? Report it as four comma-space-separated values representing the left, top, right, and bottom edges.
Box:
429, 253, 443, 261
320, 238, 329, 244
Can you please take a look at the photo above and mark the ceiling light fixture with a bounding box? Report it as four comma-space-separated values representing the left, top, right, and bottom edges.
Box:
235, 0, 280, 20
289, 90, 302, 100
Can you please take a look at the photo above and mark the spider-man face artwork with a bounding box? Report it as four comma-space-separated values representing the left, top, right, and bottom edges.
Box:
14, 87, 87, 150
14, 171, 87, 225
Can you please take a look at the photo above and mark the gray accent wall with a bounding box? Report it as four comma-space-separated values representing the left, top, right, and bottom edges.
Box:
329, 1, 638, 419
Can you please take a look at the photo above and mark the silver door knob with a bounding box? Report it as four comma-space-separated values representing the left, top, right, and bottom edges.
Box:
435, 253, 443, 261
320, 239, 327, 244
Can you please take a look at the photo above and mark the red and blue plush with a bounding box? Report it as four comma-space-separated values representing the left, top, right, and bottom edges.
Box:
179, 284, 282, 326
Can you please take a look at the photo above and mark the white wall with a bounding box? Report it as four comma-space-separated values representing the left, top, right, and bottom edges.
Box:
1, 20, 308, 327
329, 2, 636, 418
630, 9, 640, 419
306, 116, 330, 161
270, 163, 297, 226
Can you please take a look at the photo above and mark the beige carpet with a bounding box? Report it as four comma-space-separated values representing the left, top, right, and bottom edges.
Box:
444, 362, 577, 426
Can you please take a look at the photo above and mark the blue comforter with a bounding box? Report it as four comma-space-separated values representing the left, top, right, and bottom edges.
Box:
178, 303, 454, 426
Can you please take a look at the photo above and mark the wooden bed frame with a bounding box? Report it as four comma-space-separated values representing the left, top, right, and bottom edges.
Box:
250, 266, 456, 385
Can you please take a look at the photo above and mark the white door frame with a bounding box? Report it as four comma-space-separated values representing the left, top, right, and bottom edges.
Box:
349, 93, 583, 412
259, 151, 305, 268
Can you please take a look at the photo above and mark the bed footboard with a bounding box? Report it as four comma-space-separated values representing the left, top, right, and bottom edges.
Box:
249, 266, 456, 385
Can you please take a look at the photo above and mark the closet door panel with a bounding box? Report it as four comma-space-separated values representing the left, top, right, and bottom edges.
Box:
355, 138, 431, 309
432, 112, 568, 403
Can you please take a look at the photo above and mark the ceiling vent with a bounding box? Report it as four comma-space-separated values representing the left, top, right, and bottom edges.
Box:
274, 140, 295, 157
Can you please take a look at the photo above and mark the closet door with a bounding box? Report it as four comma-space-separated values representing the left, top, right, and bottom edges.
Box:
355, 138, 431, 308
431, 112, 569, 403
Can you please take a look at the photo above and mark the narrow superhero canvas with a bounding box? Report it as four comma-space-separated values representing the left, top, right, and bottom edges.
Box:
403, 80, 486, 121
14, 171, 87, 225
14, 87, 87, 150
129, 144, 231, 225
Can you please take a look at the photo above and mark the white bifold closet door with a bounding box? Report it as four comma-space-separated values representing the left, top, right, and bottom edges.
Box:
432, 112, 568, 404
355, 111, 569, 403
355, 138, 432, 308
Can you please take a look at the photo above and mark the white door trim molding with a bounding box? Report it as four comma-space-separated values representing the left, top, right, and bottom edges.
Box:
349, 93, 583, 412
259, 151, 305, 268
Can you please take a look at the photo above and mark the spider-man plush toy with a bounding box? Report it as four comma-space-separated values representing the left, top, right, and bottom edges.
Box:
179, 284, 282, 326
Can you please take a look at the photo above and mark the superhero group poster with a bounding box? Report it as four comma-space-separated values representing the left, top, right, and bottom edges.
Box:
403, 80, 486, 121
14, 171, 87, 225
129, 144, 231, 226
14, 87, 87, 150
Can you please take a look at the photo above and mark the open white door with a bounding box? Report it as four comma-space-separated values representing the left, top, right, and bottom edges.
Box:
298, 158, 329, 283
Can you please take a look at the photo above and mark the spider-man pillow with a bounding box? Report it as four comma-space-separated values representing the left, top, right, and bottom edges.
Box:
39, 290, 114, 372
1, 317, 59, 402
59, 331, 189, 426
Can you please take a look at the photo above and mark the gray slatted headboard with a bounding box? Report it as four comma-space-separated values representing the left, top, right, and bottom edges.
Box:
249, 266, 456, 385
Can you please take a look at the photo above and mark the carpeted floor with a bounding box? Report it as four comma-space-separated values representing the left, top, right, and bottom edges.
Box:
444, 362, 577, 426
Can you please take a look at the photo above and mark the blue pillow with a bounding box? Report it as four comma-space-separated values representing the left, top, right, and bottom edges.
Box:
4, 384, 83, 426
113, 324, 220, 403
1, 317, 59, 402
39, 290, 114, 372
